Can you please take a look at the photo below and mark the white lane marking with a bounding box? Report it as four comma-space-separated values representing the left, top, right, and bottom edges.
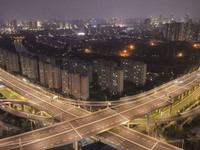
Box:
151, 141, 158, 150
68, 121, 83, 139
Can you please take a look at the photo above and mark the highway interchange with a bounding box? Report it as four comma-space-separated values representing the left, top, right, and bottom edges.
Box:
1, 68, 200, 149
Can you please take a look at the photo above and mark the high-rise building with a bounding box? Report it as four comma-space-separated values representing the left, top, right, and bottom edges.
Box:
164, 22, 181, 41
0, 48, 20, 72
61, 69, 89, 100
164, 21, 200, 42
52, 65, 61, 89
92, 59, 124, 94
59, 22, 64, 29
0, 48, 6, 67
8, 51, 20, 72
38, 60, 61, 89
5, 20, 10, 27
39, 55, 56, 65
19, 54, 38, 79
33, 21, 38, 29
28, 21, 33, 29
62, 58, 93, 82
38, 61, 45, 84
80, 74, 89, 100
12, 20, 17, 29
121, 59, 147, 86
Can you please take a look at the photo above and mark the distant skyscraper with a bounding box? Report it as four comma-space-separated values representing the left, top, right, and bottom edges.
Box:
12, 20, 17, 29
28, 21, 33, 29
184, 13, 189, 22
33, 21, 38, 29
144, 18, 151, 30
164, 22, 181, 41
59, 22, 64, 29
5, 20, 10, 27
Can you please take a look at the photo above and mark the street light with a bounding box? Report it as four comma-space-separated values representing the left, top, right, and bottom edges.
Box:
176, 52, 183, 57
129, 44, 135, 50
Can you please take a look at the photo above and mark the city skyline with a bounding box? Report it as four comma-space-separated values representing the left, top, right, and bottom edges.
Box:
1, 0, 200, 20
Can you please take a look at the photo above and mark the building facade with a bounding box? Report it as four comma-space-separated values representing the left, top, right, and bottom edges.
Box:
0, 48, 20, 72
62, 58, 93, 82
121, 59, 147, 86
19, 54, 38, 79
61, 69, 89, 100
92, 59, 124, 94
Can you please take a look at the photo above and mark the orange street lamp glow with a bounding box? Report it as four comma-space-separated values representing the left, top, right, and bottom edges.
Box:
85, 48, 92, 53
120, 49, 130, 57
150, 42, 156, 46
177, 52, 183, 57
129, 44, 135, 50
193, 43, 200, 49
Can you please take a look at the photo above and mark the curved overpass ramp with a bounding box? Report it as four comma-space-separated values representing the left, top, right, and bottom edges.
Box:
0, 99, 53, 122
155, 105, 200, 123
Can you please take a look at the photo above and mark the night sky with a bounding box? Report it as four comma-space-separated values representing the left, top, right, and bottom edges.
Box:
0, 0, 200, 20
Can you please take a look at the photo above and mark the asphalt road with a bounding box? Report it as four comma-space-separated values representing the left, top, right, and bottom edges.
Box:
0, 99, 182, 150
98, 125, 182, 150
1, 69, 198, 149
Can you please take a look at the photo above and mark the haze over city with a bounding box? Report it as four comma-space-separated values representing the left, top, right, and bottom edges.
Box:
1, 0, 200, 20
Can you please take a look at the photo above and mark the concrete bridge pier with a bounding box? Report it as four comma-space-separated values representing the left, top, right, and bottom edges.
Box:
187, 90, 191, 96
89, 106, 92, 112
31, 107, 35, 115
154, 123, 158, 139
180, 94, 184, 100
40, 111, 43, 116
168, 104, 172, 116
21, 104, 25, 112
170, 98, 174, 103
159, 108, 163, 117
146, 113, 149, 134
127, 121, 130, 128
73, 141, 78, 150
51, 118, 54, 125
